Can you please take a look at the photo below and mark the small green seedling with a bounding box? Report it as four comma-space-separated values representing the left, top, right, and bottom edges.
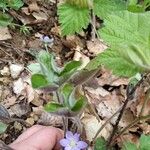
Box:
0, 0, 31, 35
29, 50, 87, 117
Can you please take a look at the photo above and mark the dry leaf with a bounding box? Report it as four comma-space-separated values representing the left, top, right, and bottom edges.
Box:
13, 78, 25, 95
81, 114, 112, 141
9, 64, 24, 79
86, 39, 107, 56
0, 27, 12, 41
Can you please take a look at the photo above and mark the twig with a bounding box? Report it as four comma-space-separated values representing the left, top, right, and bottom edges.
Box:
92, 106, 122, 143
116, 114, 150, 139
106, 75, 146, 148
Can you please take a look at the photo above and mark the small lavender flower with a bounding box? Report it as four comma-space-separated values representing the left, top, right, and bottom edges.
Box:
40, 35, 54, 44
60, 131, 88, 150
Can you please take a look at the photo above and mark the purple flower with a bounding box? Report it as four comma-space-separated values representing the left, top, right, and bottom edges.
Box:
40, 35, 54, 44
60, 131, 88, 150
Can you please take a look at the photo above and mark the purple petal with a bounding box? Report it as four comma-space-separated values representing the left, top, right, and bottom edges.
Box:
60, 139, 69, 147
73, 133, 80, 142
66, 131, 74, 139
77, 141, 88, 149
64, 146, 72, 150
72, 147, 80, 150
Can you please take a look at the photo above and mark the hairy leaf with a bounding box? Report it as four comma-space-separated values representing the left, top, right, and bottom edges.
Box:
44, 102, 64, 112
92, 49, 142, 77
58, 3, 90, 35
71, 96, 87, 112
99, 11, 150, 46
115, 43, 150, 72
37, 51, 57, 83
94, 0, 127, 19
31, 74, 49, 88
27, 63, 41, 74
59, 61, 81, 77
128, 0, 138, 5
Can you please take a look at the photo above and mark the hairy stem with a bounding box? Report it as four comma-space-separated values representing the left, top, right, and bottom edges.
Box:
56, 90, 68, 133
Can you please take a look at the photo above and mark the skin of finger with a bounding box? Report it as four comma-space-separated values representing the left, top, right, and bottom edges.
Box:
10, 126, 64, 150
11, 125, 45, 144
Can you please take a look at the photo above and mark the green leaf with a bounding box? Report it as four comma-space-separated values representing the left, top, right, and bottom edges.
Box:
58, 3, 90, 35
27, 63, 41, 74
31, 74, 49, 88
122, 142, 137, 150
0, 13, 13, 27
37, 51, 56, 83
61, 83, 74, 106
59, 61, 81, 76
94, 137, 106, 150
94, 0, 127, 19
71, 96, 87, 112
44, 102, 64, 112
0, 1, 8, 11
99, 11, 150, 46
0, 122, 7, 134
128, 0, 138, 5
115, 43, 150, 72
127, 5, 145, 13
139, 135, 150, 150
7, 0, 24, 10
94, 49, 142, 77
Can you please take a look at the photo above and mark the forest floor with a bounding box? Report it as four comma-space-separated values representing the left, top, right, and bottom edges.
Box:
0, 0, 150, 149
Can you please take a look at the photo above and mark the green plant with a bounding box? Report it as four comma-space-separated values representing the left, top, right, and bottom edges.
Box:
122, 134, 150, 150
86, 10, 150, 77
28, 49, 87, 117
0, 0, 31, 35
58, 0, 127, 36
57, 0, 150, 36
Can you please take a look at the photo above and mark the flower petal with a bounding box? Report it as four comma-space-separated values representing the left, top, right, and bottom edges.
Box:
77, 141, 88, 149
65, 146, 72, 150
72, 147, 80, 150
73, 133, 80, 142
60, 139, 69, 147
66, 131, 74, 139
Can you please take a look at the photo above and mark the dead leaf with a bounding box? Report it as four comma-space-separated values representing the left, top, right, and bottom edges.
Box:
86, 39, 107, 56
28, 2, 40, 12
0, 66, 10, 77
32, 11, 48, 21
9, 64, 24, 79
13, 78, 25, 95
0, 27, 12, 41
81, 114, 112, 141
38, 111, 63, 126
